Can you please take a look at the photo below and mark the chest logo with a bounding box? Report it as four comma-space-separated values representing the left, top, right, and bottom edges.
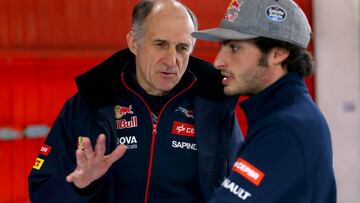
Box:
116, 116, 138, 129
175, 107, 194, 119
114, 105, 138, 129
171, 121, 195, 137
114, 105, 133, 119
117, 136, 138, 149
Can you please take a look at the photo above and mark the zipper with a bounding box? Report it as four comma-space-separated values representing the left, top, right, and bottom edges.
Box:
121, 73, 196, 203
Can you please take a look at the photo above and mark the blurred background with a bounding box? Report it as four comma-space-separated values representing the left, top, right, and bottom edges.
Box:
0, 0, 358, 202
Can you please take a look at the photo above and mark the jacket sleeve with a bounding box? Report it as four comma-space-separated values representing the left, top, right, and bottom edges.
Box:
208, 120, 305, 203
28, 95, 101, 203
227, 115, 243, 167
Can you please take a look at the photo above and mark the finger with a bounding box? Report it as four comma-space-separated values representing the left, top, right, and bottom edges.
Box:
66, 172, 75, 182
83, 137, 95, 161
76, 148, 87, 167
66, 166, 83, 183
94, 134, 106, 157
106, 144, 127, 166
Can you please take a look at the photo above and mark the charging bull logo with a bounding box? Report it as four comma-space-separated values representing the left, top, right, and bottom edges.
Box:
227, 0, 244, 11
114, 105, 133, 119
224, 0, 244, 22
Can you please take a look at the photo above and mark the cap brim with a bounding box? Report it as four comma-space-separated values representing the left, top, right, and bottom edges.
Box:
192, 28, 258, 41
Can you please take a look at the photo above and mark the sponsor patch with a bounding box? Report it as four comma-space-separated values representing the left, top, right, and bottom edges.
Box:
175, 107, 194, 119
39, 144, 52, 156
114, 105, 133, 119
227, 0, 244, 11
116, 116, 138, 129
232, 158, 265, 186
265, 5, 287, 22
222, 178, 252, 200
117, 136, 138, 149
33, 157, 45, 170
171, 121, 195, 137
172, 141, 197, 151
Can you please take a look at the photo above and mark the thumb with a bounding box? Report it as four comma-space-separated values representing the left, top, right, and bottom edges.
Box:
106, 144, 127, 165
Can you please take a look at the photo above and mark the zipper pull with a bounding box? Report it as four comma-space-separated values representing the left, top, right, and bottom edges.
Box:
152, 124, 157, 135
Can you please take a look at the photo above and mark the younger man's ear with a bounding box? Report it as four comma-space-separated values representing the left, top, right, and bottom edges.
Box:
127, 31, 138, 55
270, 47, 289, 65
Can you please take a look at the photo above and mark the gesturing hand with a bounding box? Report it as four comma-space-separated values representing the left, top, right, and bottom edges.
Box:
66, 133, 127, 189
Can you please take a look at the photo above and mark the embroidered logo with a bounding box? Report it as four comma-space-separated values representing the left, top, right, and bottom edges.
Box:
32, 157, 45, 170
227, 0, 243, 11
175, 107, 194, 119
114, 105, 133, 119
265, 5, 287, 22
39, 144, 52, 156
114, 105, 138, 129
232, 158, 265, 186
116, 116, 138, 129
221, 178, 252, 200
224, 0, 244, 22
117, 136, 138, 149
171, 121, 195, 137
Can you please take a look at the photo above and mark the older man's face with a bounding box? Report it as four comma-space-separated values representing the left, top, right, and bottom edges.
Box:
128, 3, 195, 96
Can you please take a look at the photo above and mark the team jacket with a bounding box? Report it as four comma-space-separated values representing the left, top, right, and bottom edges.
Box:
209, 72, 336, 203
28, 49, 243, 203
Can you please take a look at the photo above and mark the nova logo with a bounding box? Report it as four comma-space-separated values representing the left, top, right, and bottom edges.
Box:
117, 136, 138, 149
232, 158, 265, 186
171, 121, 195, 137
116, 116, 138, 129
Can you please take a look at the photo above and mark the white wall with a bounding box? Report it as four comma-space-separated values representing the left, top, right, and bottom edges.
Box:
314, 0, 360, 202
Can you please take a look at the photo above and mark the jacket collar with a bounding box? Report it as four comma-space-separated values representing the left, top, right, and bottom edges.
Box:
240, 72, 308, 124
75, 48, 227, 108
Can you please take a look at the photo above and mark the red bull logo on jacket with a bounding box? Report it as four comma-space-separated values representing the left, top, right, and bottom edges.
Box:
114, 105, 133, 119
114, 104, 138, 129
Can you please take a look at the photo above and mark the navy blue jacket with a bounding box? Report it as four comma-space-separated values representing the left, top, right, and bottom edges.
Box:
28, 49, 243, 203
209, 72, 336, 202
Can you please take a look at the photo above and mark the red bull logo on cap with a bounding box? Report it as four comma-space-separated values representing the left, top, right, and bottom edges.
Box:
114, 105, 134, 119
227, 0, 244, 11
224, 0, 244, 22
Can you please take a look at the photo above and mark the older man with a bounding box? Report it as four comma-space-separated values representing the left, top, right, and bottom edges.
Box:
28, 0, 242, 203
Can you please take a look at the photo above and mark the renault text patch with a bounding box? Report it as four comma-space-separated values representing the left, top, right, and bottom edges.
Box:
33, 157, 45, 170
39, 144, 52, 156
171, 121, 195, 137
232, 158, 265, 186
222, 178, 252, 200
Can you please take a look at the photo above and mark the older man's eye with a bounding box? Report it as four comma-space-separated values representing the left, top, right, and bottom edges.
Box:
155, 42, 166, 48
177, 45, 190, 53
